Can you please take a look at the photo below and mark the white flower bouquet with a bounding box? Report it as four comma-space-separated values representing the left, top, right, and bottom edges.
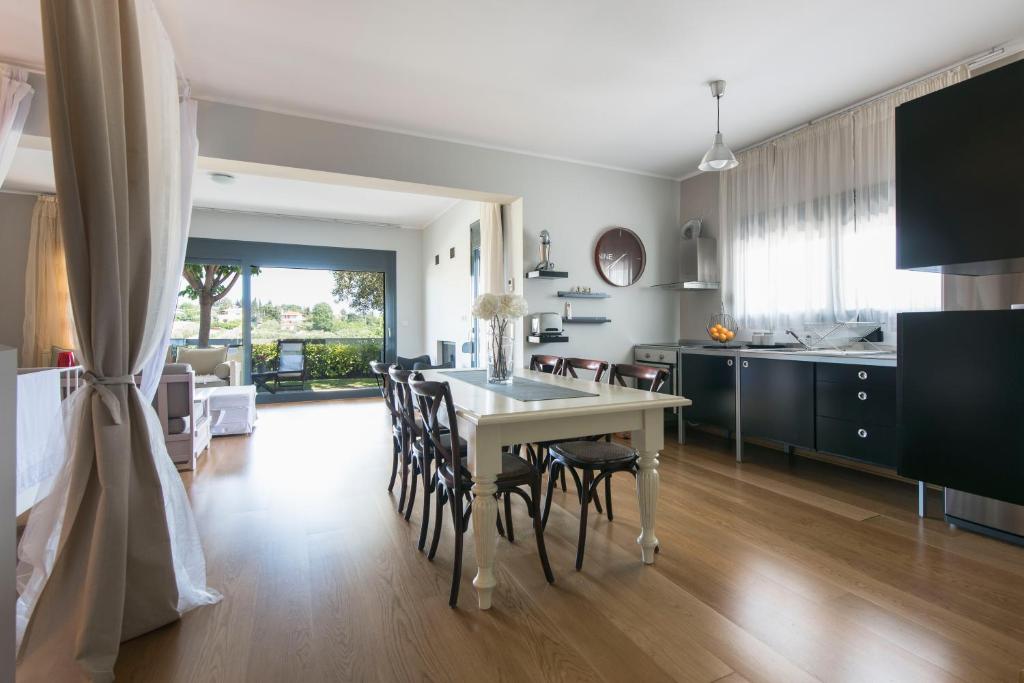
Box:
472, 293, 527, 384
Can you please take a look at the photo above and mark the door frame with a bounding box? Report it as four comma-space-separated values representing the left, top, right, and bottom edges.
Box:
184, 237, 397, 402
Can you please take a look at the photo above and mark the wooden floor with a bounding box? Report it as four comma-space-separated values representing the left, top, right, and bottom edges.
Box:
115, 398, 1024, 682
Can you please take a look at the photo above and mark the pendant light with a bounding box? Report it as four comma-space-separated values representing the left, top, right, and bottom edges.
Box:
698, 80, 739, 172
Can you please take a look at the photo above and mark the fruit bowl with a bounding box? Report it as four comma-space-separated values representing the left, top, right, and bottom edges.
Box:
706, 313, 737, 345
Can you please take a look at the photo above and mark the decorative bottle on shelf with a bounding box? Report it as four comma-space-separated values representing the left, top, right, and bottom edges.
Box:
564, 301, 573, 320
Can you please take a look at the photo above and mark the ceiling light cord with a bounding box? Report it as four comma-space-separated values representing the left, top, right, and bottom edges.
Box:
716, 94, 722, 134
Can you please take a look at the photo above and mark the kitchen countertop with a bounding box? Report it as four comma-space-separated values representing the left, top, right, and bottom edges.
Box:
675, 345, 896, 367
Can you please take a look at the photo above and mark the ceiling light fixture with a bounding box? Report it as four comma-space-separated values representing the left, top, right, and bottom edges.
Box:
209, 171, 237, 185
698, 80, 739, 172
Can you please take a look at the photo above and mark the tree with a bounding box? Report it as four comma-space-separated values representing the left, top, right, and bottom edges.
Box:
180, 264, 256, 346
310, 302, 335, 331
331, 271, 384, 314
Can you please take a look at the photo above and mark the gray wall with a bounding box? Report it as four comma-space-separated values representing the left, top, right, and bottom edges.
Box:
0, 192, 37, 352
677, 172, 724, 340
197, 101, 682, 364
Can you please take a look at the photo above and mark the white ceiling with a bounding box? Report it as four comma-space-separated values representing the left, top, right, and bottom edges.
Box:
1, 1, 1023, 178
2, 147, 461, 228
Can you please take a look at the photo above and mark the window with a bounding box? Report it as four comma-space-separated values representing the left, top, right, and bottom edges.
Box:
721, 68, 965, 334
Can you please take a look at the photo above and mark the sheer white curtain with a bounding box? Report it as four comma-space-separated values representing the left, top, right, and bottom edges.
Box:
722, 67, 967, 334
17, 1, 218, 679
21, 196, 75, 367
0, 63, 34, 185
479, 202, 505, 293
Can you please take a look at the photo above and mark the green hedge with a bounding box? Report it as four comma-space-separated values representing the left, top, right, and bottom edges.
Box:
250, 341, 381, 378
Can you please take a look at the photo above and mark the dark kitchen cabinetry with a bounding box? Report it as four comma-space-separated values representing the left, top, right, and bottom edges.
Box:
679, 353, 735, 434
895, 60, 1024, 275
899, 310, 1024, 506
816, 363, 898, 468
740, 358, 814, 449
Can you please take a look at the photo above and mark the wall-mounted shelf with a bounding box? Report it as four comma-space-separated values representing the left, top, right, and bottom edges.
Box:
562, 317, 611, 324
527, 335, 569, 344
526, 270, 569, 279
557, 291, 609, 298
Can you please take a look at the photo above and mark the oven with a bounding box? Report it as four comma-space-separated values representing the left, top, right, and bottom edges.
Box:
633, 344, 680, 430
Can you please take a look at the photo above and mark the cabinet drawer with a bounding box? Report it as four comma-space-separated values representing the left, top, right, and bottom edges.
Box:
816, 416, 898, 468
816, 381, 897, 425
816, 363, 896, 388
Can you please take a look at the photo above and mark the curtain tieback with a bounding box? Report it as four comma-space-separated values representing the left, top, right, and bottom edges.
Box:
82, 372, 136, 425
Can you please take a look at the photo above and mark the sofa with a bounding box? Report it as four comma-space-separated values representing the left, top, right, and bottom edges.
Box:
174, 346, 241, 388
153, 363, 211, 470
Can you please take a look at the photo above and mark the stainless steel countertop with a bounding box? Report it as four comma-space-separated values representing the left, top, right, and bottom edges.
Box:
674, 345, 897, 367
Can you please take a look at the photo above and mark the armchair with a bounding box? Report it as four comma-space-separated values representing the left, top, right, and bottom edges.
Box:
174, 346, 241, 388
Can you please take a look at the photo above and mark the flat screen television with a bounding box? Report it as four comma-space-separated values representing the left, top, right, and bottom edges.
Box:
895, 59, 1024, 275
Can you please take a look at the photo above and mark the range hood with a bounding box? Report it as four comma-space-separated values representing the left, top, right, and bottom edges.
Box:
651, 219, 720, 290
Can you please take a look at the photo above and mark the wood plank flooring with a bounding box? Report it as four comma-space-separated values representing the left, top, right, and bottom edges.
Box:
114, 399, 1024, 682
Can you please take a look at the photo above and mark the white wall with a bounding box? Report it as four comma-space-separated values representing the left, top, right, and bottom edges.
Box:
197, 101, 682, 365
421, 200, 479, 366
189, 209, 425, 357
0, 193, 37, 354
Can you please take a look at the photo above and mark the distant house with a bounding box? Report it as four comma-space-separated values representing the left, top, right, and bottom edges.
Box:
281, 310, 305, 331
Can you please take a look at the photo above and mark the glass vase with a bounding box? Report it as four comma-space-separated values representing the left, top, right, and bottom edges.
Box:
487, 322, 515, 385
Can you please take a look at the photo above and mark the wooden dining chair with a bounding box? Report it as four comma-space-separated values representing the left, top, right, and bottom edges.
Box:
543, 363, 669, 570
530, 357, 611, 490
409, 377, 554, 607
529, 354, 563, 374
370, 360, 401, 495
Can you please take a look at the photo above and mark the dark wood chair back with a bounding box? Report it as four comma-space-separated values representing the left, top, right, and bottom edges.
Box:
560, 357, 610, 382
388, 366, 421, 439
609, 363, 669, 392
370, 361, 399, 423
530, 354, 563, 374
408, 378, 466, 497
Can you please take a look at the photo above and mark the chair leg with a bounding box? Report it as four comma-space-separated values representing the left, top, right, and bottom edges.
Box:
388, 438, 399, 492
542, 461, 558, 529
605, 474, 614, 522
405, 458, 418, 521
397, 443, 409, 513
531, 478, 555, 583
504, 492, 515, 543
449, 489, 464, 608
428, 483, 445, 560
559, 463, 567, 492
417, 461, 432, 551
496, 503, 506, 538
576, 468, 592, 571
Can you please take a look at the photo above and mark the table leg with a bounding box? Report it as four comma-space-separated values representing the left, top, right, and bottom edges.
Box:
633, 408, 663, 564
468, 423, 501, 609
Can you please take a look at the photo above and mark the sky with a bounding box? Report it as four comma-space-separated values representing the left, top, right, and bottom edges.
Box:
180, 266, 376, 313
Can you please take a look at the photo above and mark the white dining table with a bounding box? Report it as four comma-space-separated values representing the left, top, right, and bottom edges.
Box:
418, 367, 691, 609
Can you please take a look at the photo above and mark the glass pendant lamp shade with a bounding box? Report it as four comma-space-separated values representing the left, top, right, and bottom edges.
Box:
698, 80, 740, 173
699, 132, 738, 171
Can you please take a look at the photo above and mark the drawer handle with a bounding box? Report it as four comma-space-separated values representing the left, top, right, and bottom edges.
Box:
727, 359, 733, 367
857, 428, 868, 438
742, 360, 749, 368
857, 391, 867, 401
857, 370, 868, 380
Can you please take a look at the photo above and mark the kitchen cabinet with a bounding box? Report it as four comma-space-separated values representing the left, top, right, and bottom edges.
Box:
815, 363, 898, 468
740, 357, 814, 449
679, 353, 735, 434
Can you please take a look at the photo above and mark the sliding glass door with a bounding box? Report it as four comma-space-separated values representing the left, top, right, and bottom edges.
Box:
178, 238, 397, 403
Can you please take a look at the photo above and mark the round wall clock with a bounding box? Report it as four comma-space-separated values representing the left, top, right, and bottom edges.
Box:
594, 226, 646, 287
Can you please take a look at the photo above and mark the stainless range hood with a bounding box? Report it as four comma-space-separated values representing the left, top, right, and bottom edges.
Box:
651, 218, 720, 290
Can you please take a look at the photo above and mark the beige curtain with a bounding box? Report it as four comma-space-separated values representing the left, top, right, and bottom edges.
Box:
21, 195, 74, 367
479, 202, 505, 294
0, 63, 34, 184
16, 1, 218, 679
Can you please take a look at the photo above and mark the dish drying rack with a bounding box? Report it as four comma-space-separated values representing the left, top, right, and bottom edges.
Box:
786, 321, 884, 351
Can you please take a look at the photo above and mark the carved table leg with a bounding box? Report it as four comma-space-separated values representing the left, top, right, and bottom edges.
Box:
469, 423, 501, 609
633, 408, 663, 565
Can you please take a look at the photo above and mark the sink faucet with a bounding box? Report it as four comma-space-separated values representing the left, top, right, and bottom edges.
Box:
785, 329, 813, 350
